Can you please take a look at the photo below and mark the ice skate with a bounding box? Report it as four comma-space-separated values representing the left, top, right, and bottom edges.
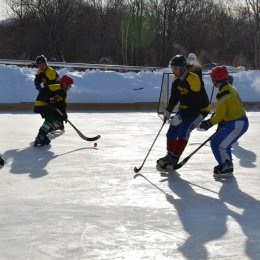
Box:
51, 123, 65, 133
157, 152, 179, 171
34, 133, 51, 146
213, 162, 233, 178
55, 123, 65, 132
59, 123, 65, 131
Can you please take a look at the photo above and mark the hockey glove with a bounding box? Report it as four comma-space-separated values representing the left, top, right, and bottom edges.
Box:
168, 114, 182, 126
199, 120, 212, 130
163, 110, 171, 122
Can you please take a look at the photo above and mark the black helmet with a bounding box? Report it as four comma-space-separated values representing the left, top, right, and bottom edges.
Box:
169, 55, 187, 67
36, 55, 47, 65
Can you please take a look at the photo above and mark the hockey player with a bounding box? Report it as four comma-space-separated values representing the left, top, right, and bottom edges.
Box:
0, 154, 4, 169
34, 55, 66, 131
199, 66, 248, 178
34, 55, 60, 91
187, 53, 203, 82
157, 55, 210, 171
228, 75, 233, 84
33, 75, 73, 146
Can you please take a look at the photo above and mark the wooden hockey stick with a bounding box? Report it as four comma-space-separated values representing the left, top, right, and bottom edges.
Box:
55, 108, 101, 142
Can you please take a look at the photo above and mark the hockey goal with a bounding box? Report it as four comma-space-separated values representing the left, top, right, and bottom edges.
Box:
157, 72, 174, 120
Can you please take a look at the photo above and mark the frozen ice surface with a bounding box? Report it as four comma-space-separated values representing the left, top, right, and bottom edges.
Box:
0, 111, 259, 260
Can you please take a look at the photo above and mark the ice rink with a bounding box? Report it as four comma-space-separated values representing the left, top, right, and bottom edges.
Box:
0, 111, 259, 260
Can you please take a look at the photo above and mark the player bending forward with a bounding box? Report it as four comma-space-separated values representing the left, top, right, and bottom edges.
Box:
199, 66, 249, 178
157, 55, 210, 171
33, 75, 73, 146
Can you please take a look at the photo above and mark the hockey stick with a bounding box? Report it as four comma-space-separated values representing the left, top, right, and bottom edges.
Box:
55, 108, 101, 142
134, 121, 165, 173
173, 130, 217, 170
209, 84, 215, 104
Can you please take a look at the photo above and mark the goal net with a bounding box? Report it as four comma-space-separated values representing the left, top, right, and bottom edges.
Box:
157, 72, 173, 120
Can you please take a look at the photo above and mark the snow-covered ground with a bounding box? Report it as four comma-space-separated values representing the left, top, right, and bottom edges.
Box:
0, 64, 260, 103
0, 111, 259, 259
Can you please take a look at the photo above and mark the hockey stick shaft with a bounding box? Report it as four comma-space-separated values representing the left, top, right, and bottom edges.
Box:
174, 131, 217, 170
134, 122, 165, 173
55, 108, 101, 141
209, 85, 215, 104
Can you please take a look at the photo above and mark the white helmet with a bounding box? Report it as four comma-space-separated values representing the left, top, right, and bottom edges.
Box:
187, 53, 197, 65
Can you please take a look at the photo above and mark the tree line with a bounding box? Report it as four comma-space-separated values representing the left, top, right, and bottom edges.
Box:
0, 0, 259, 69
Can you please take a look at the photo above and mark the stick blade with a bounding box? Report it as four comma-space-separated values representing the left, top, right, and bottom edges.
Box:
68, 119, 101, 142
173, 157, 189, 170
85, 135, 101, 142
173, 163, 181, 170
134, 167, 140, 173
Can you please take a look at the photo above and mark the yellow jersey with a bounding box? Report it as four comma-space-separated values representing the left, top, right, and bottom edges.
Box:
209, 83, 246, 125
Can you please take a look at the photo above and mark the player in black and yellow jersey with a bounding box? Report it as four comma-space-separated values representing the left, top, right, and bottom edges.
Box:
34, 55, 60, 91
33, 75, 73, 146
157, 54, 210, 171
187, 53, 203, 83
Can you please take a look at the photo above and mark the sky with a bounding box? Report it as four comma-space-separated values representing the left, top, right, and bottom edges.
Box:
0, 0, 9, 20
0, 64, 259, 104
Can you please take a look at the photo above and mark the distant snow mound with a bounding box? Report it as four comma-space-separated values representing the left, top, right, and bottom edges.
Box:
226, 66, 246, 73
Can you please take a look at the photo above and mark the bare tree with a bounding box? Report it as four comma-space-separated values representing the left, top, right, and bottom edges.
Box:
244, 0, 260, 68
0, 0, 257, 67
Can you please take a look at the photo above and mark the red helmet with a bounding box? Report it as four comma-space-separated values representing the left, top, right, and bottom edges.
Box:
210, 66, 228, 81
60, 75, 74, 86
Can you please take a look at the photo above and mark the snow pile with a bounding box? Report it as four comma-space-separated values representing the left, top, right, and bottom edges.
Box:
0, 64, 259, 103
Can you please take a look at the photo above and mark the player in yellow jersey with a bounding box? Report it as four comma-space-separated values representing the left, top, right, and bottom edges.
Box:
199, 66, 249, 178
34, 55, 66, 131
34, 55, 60, 90
187, 53, 203, 83
33, 75, 73, 146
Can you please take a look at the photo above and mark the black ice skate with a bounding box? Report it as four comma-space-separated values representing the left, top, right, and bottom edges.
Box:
51, 123, 65, 133
34, 133, 51, 146
59, 123, 65, 131
213, 162, 233, 178
157, 152, 180, 171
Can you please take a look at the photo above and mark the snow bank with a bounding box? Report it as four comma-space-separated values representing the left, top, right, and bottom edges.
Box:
0, 65, 259, 103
